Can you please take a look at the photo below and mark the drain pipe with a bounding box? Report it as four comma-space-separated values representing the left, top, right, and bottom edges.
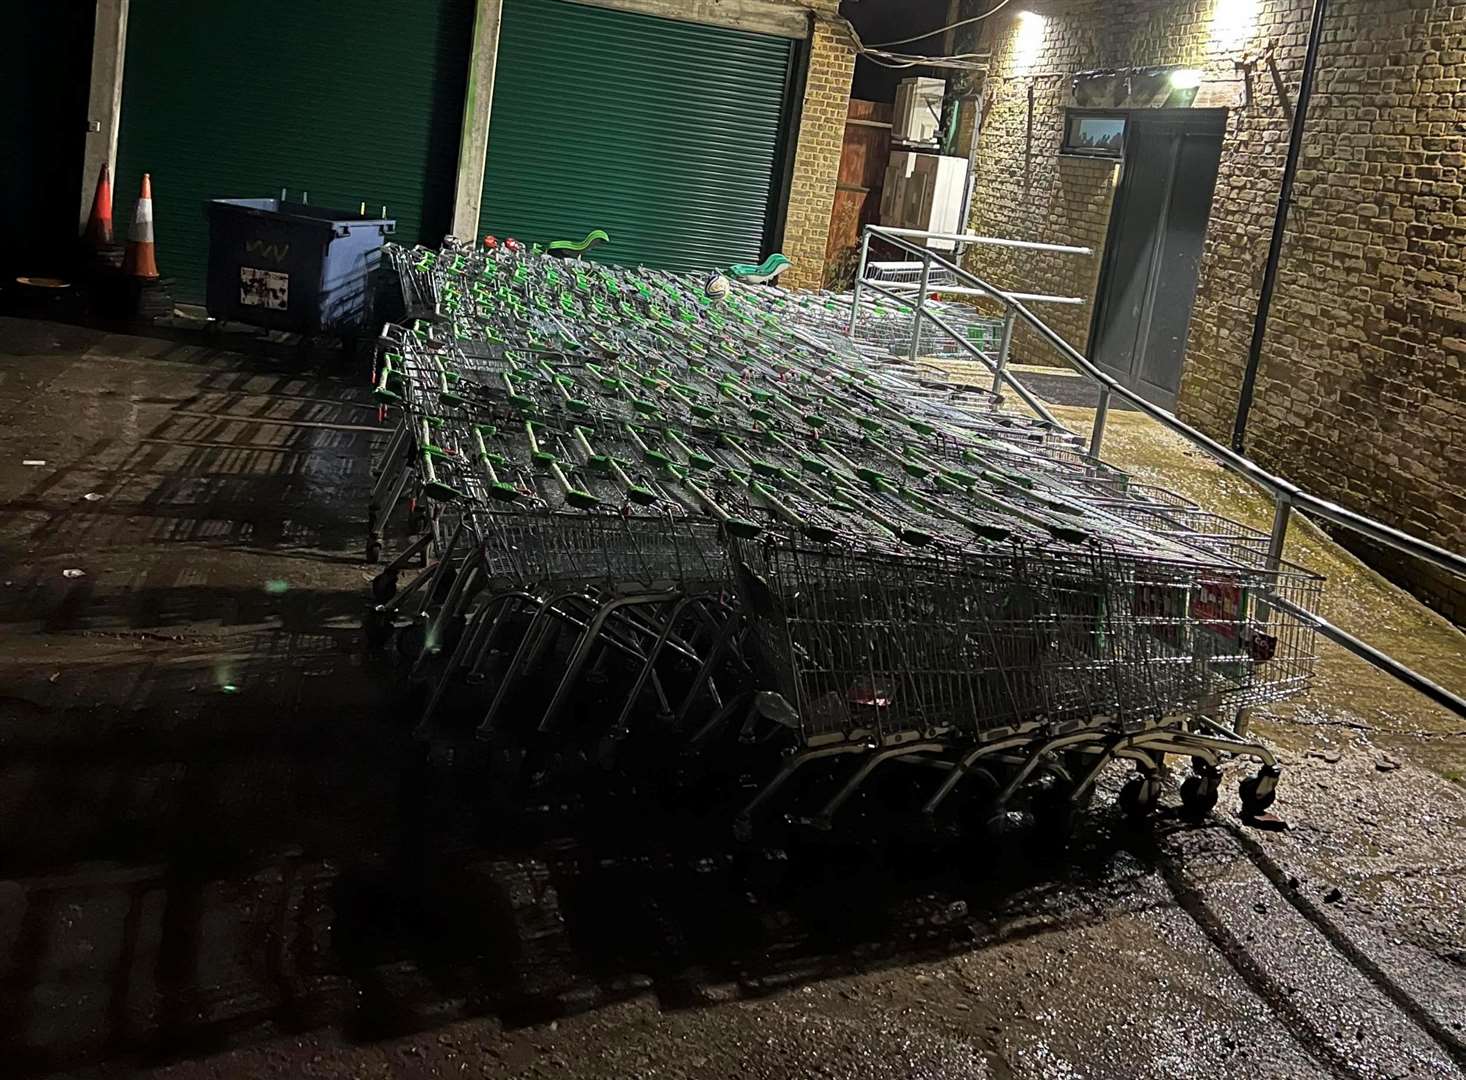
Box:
1231, 0, 1330, 453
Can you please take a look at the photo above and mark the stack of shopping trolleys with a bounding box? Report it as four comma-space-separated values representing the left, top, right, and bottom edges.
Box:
363, 239, 1324, 843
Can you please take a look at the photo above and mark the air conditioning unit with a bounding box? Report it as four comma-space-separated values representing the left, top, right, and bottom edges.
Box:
880, 151, 969, 248
892, 77, 946, 146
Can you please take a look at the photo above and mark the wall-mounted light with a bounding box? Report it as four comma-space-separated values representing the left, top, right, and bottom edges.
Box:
1170, 68, 1204, 89
1013, 10, 1047, 73
1210, 0, 1260, 53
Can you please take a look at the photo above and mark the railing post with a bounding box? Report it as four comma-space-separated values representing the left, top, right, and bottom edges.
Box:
1265, 493, 1293, 572
990, 308, 1016, 397
908, 248, 932, 362
848, 229, 872, 337
1089, 386, 1111, 458
1237, 492, 1296, 738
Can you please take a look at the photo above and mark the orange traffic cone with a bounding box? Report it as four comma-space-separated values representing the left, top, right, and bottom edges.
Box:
83, 163, 114, 249
123, 173, 159, 280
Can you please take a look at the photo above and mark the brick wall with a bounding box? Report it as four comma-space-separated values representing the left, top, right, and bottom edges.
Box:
964, 0, 1466, 621
962, 1, 1118, 363
782, 15, 857, 290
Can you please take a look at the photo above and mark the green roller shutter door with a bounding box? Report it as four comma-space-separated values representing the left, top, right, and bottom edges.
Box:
116, 0, 473, 304
480, 0, 795, 273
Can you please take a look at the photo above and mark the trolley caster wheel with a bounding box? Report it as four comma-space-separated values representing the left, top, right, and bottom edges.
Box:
1179, 774, 1220, 820
363, 608, 394, 650
1118, 774, 1161, 821
1239, 765, 1281, 818
371, 570, 400, 603
366, 540, 383, 565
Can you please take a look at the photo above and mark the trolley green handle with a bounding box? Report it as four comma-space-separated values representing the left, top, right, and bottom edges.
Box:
764, 431, 828, 476
374, 366, 403, 402
625, 425, 675, 467
900, 483, 1008, 542
502, 372, 536, 411
474, 427, 520, 502
666, 429, 716, 471
417, 421, 467, 502
524, 420, 554, 465
611, 458, 657, 505
719, 433, 781, 479
684, 478, 761, 538
548, 459, 598, 510
746, 476, 835, 542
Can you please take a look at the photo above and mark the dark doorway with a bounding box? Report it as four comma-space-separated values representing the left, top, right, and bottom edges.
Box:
1088, 110, 1225, 409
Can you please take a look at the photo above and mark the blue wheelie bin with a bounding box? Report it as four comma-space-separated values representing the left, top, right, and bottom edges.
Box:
204, 198, 396, 334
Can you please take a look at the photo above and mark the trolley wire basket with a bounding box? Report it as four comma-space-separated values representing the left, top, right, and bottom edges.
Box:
360, 239, 1327, 840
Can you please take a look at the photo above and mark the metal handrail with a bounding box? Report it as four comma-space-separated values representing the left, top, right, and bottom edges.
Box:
854, 223, 1466, 721
855, 277, 1060, 426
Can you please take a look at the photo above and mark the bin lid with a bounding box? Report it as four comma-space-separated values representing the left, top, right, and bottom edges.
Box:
205, 197, 395, 230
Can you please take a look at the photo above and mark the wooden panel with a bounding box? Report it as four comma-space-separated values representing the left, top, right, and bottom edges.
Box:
824, 99, 892, 273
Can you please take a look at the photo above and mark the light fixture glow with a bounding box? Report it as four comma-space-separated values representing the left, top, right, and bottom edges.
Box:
1170, 68, 1203, 89
1210, 0, 1260, 52
1012, 10, 1047, 73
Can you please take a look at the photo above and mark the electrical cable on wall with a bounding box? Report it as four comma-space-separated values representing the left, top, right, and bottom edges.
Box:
805, 3, 992, 71
867, 0, 1018, 49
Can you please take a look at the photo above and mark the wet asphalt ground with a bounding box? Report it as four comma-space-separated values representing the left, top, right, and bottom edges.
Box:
0, 318, 1463, 1079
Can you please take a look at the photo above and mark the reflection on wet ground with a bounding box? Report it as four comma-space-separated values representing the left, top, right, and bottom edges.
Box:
0, 319, 1462, 1079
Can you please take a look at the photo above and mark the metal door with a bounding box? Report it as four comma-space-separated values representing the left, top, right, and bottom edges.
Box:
1090, 112, 1224, 408
479, 0, 798, 273
116, 0, 473, 303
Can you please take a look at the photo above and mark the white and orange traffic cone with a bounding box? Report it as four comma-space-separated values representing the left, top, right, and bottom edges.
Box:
82, 163, 115, 250
123, 173, 160, 280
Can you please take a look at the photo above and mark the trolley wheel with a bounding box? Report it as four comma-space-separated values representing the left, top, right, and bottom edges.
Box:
371, 569, 400, 603
1179, 774, 1220, 820
363, 608, 394, 650
1239, 769, 1279, 818
1118, 774, 1160, 821
366, 540, 383, 565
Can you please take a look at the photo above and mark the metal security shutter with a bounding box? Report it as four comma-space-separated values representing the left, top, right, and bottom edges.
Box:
480, 0, 795, 273
116, 0, 473, 303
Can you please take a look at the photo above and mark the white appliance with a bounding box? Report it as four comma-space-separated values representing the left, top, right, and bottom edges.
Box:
892, 76, 946, 146
880, 151, 970, 249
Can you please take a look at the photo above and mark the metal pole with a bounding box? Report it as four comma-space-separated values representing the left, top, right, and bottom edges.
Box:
1272, 597, 1466, 722
1089, 386, 1111, 458
849, 228, 872, 336
868, 225, 1093, 255
852, 279, 1060, 426
79, 0, 130, 233
991, 309, 1016, 397
908, 249, 932, 362
872, 226, 1466, 581
1265, 494, 1293, 571
1232, 0, 1330, 452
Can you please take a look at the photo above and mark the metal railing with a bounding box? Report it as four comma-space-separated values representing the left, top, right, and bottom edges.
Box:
852, 224, 1466, 722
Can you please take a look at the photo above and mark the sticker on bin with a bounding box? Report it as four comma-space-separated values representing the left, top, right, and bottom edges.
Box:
240, 267, 288, 309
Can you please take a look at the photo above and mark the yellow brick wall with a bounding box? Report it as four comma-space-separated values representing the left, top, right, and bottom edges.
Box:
963, 1, 1118, 364
964, 0, 1466, 620
781, 16, 857, 290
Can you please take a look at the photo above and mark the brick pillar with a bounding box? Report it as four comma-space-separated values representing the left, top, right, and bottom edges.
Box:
780, 18, 855, 291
